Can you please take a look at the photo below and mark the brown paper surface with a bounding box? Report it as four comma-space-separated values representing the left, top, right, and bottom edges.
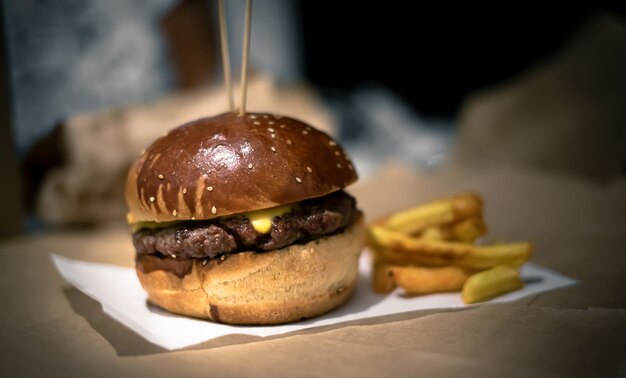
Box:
2, 164, 626, 377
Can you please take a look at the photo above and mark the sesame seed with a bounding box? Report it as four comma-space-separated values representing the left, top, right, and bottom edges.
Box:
172, 209, 178, 216
207, 186, 214, 192
295, 176, 302, 183
267, 127, 275, 132
158, 174, 164, 180
335, 151, 340, 156
302, 130, 308, 135
248, 163, 253, 169
271, 146, 276, 152
182, 188, 187, 194
220, 255, 226, 261
307, 166, 312, 173
271, 133, 276, 138
191, 216, 196, 220
249, 115, 257, 119
211, 206, 217, 214
149, 196, 155, 202
268, 121, 275, 125
253, 121, 261, 125
171, 254, 177, 258
329, 141, 337, 146
286, 139, 292, 145
263, 115, 269, 119
337, 163, 342, 168
280, 124, 286, 128
202, 259, 208, 266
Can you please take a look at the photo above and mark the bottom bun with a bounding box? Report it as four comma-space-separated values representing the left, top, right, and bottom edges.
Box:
136, 216, 364, 324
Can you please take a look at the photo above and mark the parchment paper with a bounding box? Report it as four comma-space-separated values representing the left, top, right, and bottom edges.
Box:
52, 252, 576, 350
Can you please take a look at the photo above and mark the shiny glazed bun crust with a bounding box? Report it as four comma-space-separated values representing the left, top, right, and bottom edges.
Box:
125, 112, 357, 223
136, 216, 365, 324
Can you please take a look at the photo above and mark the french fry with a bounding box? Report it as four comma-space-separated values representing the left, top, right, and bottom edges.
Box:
462, 265, 523, 304
450, 193, 483, 220
458, 242, 533, 269
391, 265, 476, 294
384, 193, 483, 234
418, 218, 486, 242
372, 255, 396, 294
370, 227, 533, 269
369, 191, 530, 302
380, 247, 454, 267
385, 201, 455, 234
420, 226, 450, 241
366, 225, 385, 254
451, 217, 487, 242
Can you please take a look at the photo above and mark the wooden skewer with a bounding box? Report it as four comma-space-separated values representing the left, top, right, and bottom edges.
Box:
218, 0, 234, 112
238, 0, 253, 116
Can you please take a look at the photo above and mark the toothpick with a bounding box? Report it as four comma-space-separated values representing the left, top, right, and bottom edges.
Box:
238, 0, 253, 116
218, 0, 234, 112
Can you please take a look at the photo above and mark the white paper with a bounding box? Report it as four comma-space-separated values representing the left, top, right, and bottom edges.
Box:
51, 252, 576, 350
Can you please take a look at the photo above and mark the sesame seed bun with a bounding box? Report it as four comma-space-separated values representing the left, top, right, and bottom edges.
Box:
135, 215, 364, 324
125, 112, 357, 224
126, 112, 363, 325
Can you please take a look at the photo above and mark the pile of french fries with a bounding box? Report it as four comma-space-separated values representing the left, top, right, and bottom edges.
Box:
367, 193, 533, 304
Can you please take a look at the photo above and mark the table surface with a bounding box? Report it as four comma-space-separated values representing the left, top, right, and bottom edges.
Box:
2, 164, 625, 377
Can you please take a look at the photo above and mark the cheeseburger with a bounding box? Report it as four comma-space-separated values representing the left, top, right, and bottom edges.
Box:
125, 112, 364, 324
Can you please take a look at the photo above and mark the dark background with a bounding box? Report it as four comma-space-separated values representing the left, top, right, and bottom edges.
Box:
297, 2, 624, 116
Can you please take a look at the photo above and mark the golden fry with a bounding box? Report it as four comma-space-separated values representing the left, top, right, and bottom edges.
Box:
450, 193, 483, 220
420, 226, 450, 241
369, 227, 533, 269
391, 265, 475, 294
385, 202, 455, 234
379, 247, 453, 267
371, 256, 396, 294
451, 217, 487, 242
462, 265, 524, 304
459, 242, 533, 269
369, 192, 532, 302
384, 193, 483, 234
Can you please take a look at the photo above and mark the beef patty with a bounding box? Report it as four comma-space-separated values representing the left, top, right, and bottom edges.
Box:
133, 190, 360, 260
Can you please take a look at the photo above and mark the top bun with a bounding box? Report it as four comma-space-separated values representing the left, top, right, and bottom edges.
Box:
125, 112, 357, 223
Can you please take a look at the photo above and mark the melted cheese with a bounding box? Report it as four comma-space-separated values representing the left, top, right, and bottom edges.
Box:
131, 204, 294, 234
244, 204, 294, 234
131, 220, 180, 232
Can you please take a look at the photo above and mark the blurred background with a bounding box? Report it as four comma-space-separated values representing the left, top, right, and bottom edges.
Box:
1, 0, 625, 236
